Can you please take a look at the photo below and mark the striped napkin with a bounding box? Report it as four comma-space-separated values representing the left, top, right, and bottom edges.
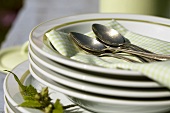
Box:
45, 20, 170, 89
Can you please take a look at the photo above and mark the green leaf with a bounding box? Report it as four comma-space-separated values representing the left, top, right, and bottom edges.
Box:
44, 104, 53, 113
52, 109, 63, 113
22, 85, 38, 97
5, 70, 75, 113
4, 70, 38, 97
23, 95, 37, 101
53, 99, 63, 113
4, 70, 26, 91
19, 100, 43, 108
40, 87, 49, 97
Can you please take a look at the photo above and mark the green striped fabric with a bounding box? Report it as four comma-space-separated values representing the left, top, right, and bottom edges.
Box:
45, 20, 170, 89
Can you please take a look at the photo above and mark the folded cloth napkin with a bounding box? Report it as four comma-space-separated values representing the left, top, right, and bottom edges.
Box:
45, 20, 170, 89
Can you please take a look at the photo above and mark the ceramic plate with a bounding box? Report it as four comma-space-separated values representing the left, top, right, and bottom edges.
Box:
3, 61, 89, 113
29, 63, 170, 113
29, 14, 170, 76
4, 105, 8, 113
0, 46, 28, 73
29, 51, 170, 98
29, 45, 164, 88
4, 96, 20, 113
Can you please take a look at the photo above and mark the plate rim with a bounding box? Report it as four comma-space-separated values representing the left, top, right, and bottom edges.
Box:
29, 63, 170, 106
29, 58, 170, 98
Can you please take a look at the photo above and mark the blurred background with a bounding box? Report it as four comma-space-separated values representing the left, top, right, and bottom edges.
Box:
0, 0, 99, 48
0, 0, 23, 47
0, 0, 170, 48
100, 0, 170, 17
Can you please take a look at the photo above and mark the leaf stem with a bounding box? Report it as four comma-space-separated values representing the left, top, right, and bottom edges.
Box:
4, 70, 26, 91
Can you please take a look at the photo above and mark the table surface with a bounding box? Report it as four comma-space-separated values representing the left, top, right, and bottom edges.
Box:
0, 0, 99, 112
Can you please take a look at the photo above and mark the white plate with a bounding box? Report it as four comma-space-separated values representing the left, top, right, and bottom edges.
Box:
29, 14, 170, 76
29, 44, 164, 88
4, 96, 20, 113
3, 61, 89, 113
4, 106, 8, 113
28, 62, 170, 113
29, 50, 170, 98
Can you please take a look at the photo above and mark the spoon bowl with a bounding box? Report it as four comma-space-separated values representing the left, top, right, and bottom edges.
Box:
92, 23, 153, 53
92, 23, 125, 46
69, 32, 105, 53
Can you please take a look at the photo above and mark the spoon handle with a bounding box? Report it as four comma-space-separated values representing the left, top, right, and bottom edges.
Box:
121, 43, 154, 53
106, 47, 170, 61
98, 53, 140, 63
121, 44, 158, 62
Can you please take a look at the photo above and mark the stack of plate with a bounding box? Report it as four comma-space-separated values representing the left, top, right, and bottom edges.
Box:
4, 14, 170, 113
28, 13, 170, 113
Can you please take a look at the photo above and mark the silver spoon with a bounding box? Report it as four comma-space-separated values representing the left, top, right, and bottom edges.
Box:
69, 32, 170, 61
92, 23, 170, 61
92, 23, 153, 53
69, 32, 143, 63
92, 23, 155, 62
